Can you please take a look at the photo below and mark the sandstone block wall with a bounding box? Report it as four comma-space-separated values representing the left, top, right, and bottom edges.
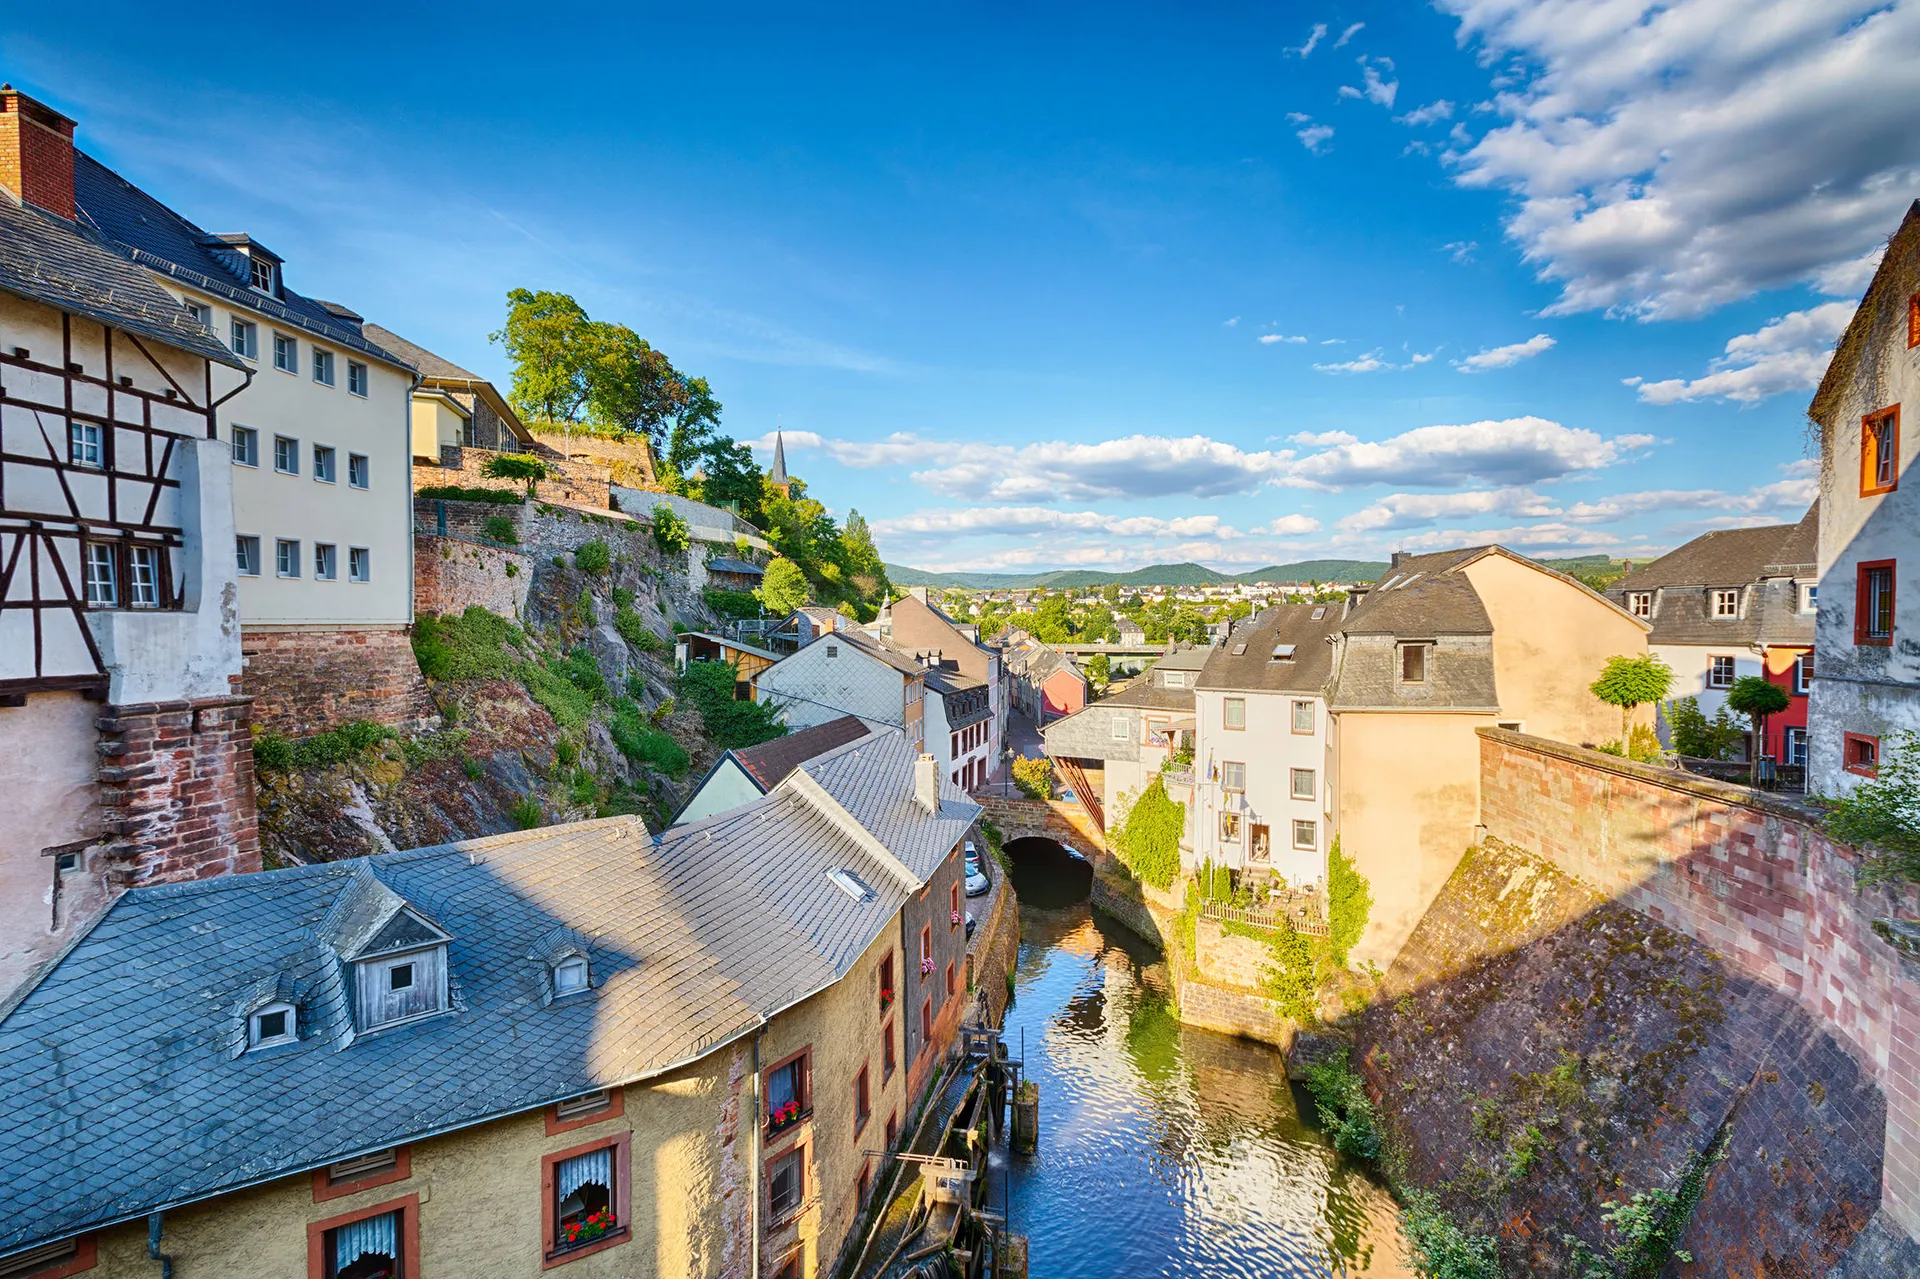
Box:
100, 696, 262, 889
241, 628, 434, 738
414, 535, 532, 620
1477, 727, 1920, 1246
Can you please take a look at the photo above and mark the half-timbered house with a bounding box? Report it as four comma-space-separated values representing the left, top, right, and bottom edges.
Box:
0, 84, 259, 1009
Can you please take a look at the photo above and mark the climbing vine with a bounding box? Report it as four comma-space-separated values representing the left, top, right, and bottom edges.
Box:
1326, 837, 1372, 967
1110, 776, 1184, 889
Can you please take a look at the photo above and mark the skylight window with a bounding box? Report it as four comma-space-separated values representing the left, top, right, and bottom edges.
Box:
1271, 644, 1296, 661
1230, 643, 1247, 655
1310, 607, 1326, 620
829, 868, 876, 902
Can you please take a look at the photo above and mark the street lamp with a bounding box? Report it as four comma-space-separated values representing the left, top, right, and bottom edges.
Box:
1001, 745, 1016, 798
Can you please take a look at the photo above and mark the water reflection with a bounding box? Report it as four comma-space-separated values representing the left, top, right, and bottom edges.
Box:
998, 899, 1412, 1278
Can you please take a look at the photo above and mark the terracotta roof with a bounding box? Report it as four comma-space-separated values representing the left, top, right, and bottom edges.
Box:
731, 715, 870, 790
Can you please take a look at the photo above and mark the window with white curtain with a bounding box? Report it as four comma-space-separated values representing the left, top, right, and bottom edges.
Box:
554, 1147, 617, 1252
324, 1209, 399, 1279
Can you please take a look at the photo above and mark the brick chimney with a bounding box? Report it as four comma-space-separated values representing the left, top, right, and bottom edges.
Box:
0, 85, 77, 219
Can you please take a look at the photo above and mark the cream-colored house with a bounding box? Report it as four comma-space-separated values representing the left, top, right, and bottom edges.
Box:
1326, 547, 1648, 962
70, 132, 424, 736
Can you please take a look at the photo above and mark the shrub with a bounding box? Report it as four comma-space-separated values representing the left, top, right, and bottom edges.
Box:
415, 484, 522, 506
613, 606, 665, 654
702, 587, 762, 619
1301, 1048, 1382, 1161
1596, 724, 1664, 763
253, 732, 294, 772
1011, 756, 1054, 800
651, 504, 691, 555
1257, 923, 1323, 1023
462, 757, 485, 781
575, 540, 611, 574
1666, 696, 1745, 760
610, 699, 690, 776
1824, 729, 1920, 881
1109, 777, 1184, 889
252, 721, 394, 772
521, 657, 596, 730
482, 453, 548, 497
511, 795, 545, 829
679, 659, 787, 749
412, 607, 523, 681
1326, 838, 1372, 968
481, 514, 518, 544
1401, 1189, 1506, 1279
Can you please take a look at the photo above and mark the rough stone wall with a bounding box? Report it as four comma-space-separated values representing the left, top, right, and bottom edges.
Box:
1192, 917, 1271, 989
101, 696, 261, 889
1360, 837, 1891, 1277
414, 535, 532, 619
1477, 728, 1920, 1244
411, 496, 528, 544
974, 795, 1108, 855
966, 867, 1021, 1026
241, 628, 434, 738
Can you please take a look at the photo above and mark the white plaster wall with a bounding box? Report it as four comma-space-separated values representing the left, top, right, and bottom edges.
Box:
675, 758, 766, 826
1192, 687, 1328, 885
1651, 643, 1762, 729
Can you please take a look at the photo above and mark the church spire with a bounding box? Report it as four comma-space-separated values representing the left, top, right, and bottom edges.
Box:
769, 428, 789, 490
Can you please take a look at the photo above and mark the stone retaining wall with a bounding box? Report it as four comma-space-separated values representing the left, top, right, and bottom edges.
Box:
414, 535, 532, 620
411, 496, 527, 544
1192, 917, 1272, 989
240, 627, 435, 738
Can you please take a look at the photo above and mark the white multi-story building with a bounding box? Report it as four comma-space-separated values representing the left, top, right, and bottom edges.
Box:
753, 627, 927, 754
1806, 201, 1920, 795
70, 125, 423, 737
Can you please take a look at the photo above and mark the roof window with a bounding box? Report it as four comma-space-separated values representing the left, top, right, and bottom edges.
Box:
1310, 607, 1326, 620
829, 868, 877, 902
554, 954, 590, 997
1230, 643, 1247, 655
1271, 644, 1296, 661
249, 1001, 297, 1050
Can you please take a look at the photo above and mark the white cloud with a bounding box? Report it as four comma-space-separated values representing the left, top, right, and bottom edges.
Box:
1314, 349, 1396, 373
1339, 476, 1814, 533
1397, 100, 1455, 126
1282, 417, 1653, 489
1291, 22, 1329, 57
1443, 240, 1479, 263
911, 435, 1295, 502
1457, 333, 1555, 372
1410, 351, 1436, 364
1334, 21, 1365, 48
1290, 430, 1360, 447
1629, 301, 1852, 404
1263, 514, 1324, 536
1259, 333, 1308, 344
1224, 316, 1241, 326
1296, 122, 1336, 154
1338, 57, 1400, 108
1439, 0, 1920, 318
1320, 338, 1346, 345
870, 507, 1241, 540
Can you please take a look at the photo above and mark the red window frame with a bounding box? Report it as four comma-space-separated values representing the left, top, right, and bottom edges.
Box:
1855, 560, 1896, 646
767, 1144, 807, 1226
944, 961, 956, 1001
854, 1063, 871, 1136
764, 1045, 813, 1145
312, 1146, 412, 1203
920, 996, 933, 1047
1862, 406, 1900, 497
919, 925, 932, 967
882, 1018, 896, 1081
1845, 732, 1881, 778
0, 1237, 96, 1279
545, 1089, 625, 1137
949, 882, 960, 930
307, 1194, 421, 1279
541, 1133, 633, 1269
878, 952, 894, 1014
885, 1111, 899, 1149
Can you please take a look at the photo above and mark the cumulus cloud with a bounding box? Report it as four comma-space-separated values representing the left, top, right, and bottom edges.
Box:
1282, 417, 1653, 489
1223, 316, 1240, 327
1628, 301, 1853, 404
1339, 476, 1814, 533
910, 435, 1295, 502
1439, 0, 1920, 318
1338, 57, 1399, 107
870, 507, 1241, 540
1457, 333, 1555, 371
1291, 22, 1328, 56
1334, 21, 1365, 47
1397, 100, 1455, 126
1295, 120, 1336, 154
1314, 349, 1399, 373
1259, 333, 1308, 344
1263, 514, 1324, 536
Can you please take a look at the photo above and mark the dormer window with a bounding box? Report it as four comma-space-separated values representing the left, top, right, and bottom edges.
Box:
1712, 589, 1739, 618
356, 947, 447, 1030
249, 1001, 297, 1050
1628, 592, 1651, 618
554, 955, 590, 996
249, 255, 276, 292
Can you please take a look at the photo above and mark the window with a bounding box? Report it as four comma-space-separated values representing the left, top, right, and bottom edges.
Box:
882, 1020, 896, 1080
879, 953, 894, 1012
1707, 656, 1735, 689
1856, 561, 1895, 645
945, 961, 956, 1001
950, 882, 961, 930
1846, 732, 1881, 778
349, 547, 371, 583
555, 1091, 612, 1123
553, 954, 590, 995
83, 544, 117, 607
1793, 652, 1814, 695
249, 256, 275, 292
826, 644, 839, 658
314, 1149, 408, 1204
314, 445, 337, 483
767, 1051, 810, 1134
1290, 767, 1316, 800
1223, 697, 1245, 730
1801, 583, 1818, 613
920, 996, 933, 1046
274, 434, 299, 474
1292, 700, 1314, 734
920, 925, 932, 968
1220, 812, 1242, 842
1628, 591, 1651, 618
353, 947, 446, 1031
1111, 716, 1130, 741
1221, 761, 1245, 792
184, 299, 211, 328
232, 425, 259, 466
249, 1001, 297, 1050
768, 1147, 804, 1221
1400, 643, 1429, 683
885, 1113, 899, 1149
230, 318, 257, 359
855, 1065, 871, 1135
314, 348, 336, 386
349, 360, 369, 397
315, 543, 338, 581
276, 539, 301, 578
552, 1146, 619, 1256
1862, 407, 1900, 496
273, 332, 297, 373
129, 546, 160, 608
236, 535, 261, 576
68, 420, 101, 467
317, 1204, 410, 1279
1163, 670, 1187, 688
1785, 728, 1809, 768
1712, 589, 1739, 618
348, 453, 370, 488
1292, 819, 1318, 850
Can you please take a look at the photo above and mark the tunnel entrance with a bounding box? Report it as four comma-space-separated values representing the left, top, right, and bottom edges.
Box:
1005, 836, 1093, 908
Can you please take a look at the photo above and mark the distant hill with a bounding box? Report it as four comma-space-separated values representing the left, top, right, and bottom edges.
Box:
884, 559, 1388, 590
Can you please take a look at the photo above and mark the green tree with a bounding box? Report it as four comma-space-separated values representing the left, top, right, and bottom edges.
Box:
482, 453, 547, 498
651, 503, 691, 556
1666, 696, 1745, 760
584, 322, 686, 441
1085, 653, 1112, 689
679, 659, 787, 749
757, 557, 810, 615
491, 289, 593, 423
698, 438, 765, 523
663, 377, 724, 474
1590, 653, 1675, 742
1726, 675, 1791, 781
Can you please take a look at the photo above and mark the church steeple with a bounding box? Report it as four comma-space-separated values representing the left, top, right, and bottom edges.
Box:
769, 428, 790, 494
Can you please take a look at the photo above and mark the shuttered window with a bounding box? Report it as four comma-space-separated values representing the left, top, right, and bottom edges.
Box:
354, 948, 446, 1030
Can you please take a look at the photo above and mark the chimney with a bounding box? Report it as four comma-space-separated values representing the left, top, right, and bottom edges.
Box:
1344, 585, 1369, 618
0, 86, 77, 220
914, 752, 940, 813
1390, 551, 1406, 569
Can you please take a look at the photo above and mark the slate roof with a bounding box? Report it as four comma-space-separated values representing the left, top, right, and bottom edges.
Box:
707, 556, 765, 577
71, 152, 409, 370
1198, 603, 1341, 694
1097, 676, 1195, 712
1341, 548, 1496, 636
0, 193, 242, 370
834, 626, 931, 678
0, 731, 974, 1257
1610, 506, 1818, 648
731, 715, 871, 790
358, 322, 482, 381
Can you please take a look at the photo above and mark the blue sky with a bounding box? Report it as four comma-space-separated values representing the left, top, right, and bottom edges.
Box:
6, 0, 1912, 572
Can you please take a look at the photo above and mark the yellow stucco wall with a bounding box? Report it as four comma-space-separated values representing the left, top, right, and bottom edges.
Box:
1460, 553, 1648, 745
1334, 710, 1491, 966
409, 395, 467, 462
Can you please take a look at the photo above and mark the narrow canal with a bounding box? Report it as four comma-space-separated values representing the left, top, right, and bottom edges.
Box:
995, 842, 1412, 1278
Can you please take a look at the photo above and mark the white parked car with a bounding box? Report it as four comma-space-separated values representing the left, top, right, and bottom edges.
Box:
964, 841, 991, 896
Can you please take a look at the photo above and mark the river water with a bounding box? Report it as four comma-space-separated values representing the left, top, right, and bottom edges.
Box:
995, 845, 1413, 1279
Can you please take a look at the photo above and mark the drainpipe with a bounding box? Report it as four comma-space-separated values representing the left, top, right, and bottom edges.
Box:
147, 1212, 173, 1279
750, 1022, 766, 1279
